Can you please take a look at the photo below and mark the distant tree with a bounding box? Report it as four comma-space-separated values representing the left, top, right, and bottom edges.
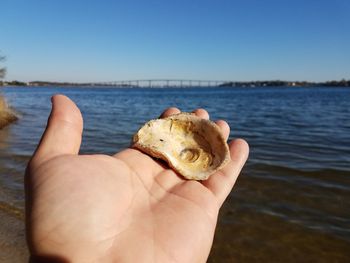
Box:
0, 53, 6, 79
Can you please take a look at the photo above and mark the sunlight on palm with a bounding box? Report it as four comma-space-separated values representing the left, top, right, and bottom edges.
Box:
26, 95, 248, 262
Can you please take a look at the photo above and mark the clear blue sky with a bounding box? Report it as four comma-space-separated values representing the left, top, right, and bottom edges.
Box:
1, 0, 350, 82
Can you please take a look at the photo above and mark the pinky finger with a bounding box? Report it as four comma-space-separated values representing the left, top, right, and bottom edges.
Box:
202, 138, 249, 206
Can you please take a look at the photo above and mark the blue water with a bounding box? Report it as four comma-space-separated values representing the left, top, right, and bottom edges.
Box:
1, 86, 350, 261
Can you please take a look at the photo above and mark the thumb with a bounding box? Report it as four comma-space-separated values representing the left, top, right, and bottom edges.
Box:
31, 94, 83, 167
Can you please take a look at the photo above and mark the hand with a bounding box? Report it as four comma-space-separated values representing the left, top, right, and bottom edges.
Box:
25, 95, 249, 263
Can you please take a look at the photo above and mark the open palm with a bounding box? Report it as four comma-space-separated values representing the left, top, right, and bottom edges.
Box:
26, 95, 249, 263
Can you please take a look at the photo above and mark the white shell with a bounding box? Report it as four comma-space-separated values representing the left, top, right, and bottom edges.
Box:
133, 113, 230, 180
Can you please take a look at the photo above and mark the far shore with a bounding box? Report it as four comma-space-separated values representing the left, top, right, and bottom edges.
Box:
1, 79, 350, 88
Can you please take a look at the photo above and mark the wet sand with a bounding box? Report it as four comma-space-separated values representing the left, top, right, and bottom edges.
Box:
208, 199, 350, 263
0, 210, 28, 262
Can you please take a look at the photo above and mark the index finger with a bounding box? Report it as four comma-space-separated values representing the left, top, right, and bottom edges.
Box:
159, 107, 181, 118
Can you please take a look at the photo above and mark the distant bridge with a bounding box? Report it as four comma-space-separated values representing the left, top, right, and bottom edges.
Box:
90, 79, 229, 88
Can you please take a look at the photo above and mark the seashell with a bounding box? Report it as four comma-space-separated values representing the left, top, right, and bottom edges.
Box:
132, 113, 230, 180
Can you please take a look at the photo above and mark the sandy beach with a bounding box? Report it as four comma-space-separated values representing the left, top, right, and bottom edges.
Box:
0, 95, 18, 129
0, 209, 28, 262
0, 95, 27, 262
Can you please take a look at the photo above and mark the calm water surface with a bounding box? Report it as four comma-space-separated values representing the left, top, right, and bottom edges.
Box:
1, 86, 350, 262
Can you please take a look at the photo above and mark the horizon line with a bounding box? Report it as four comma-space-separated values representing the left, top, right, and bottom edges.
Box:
2, 78, 350, 84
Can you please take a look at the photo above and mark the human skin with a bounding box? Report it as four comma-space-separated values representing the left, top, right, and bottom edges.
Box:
25, 95, 249, 263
